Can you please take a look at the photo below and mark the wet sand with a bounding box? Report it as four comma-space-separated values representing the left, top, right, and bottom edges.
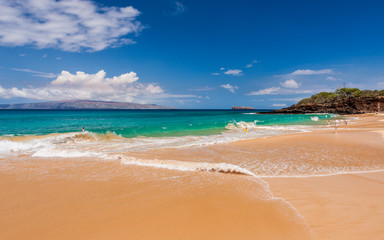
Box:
266, 171, 384, 240
263, 114, 384, 240
1, 114, 383, 239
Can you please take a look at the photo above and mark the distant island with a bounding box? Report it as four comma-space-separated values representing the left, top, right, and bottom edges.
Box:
274, 88, 384, 114
232, 106, 255, 110
0, 100, 172, 110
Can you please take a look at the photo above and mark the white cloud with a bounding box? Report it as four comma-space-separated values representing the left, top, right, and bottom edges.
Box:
220, 67, 225, 71
281, 79, 300, 89
145, 84, 163, 94
247, 86, 318, 96
224, 69, 243, 76
378, 82, 384, 88
11, 68, 57, 78
245, 60, 258, 68
291, 69, 334, 75
0, 70, 164, 102
221, 84, 239, 93
0, 0, 142, 52
154, 93, 196, 99
247, 87, 280, 95
272, 103, 287, 107
211, 72, 220, 76
170, 1, 187, 15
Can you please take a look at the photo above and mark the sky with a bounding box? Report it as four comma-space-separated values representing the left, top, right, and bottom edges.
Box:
1, 0, 384, 109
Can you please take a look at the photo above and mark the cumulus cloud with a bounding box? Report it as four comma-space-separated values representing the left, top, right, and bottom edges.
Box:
0, 0, 142, 52
221, 84, 239, 93
281, 79, 300, 88
0, 70, 164, 102
224, 69, 243, 76
291, 69, 334, 75
247, 87, 280, 95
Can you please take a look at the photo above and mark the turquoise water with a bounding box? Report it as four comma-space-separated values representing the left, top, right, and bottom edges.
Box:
1, 110, 354, 177
0, 110, 332, 137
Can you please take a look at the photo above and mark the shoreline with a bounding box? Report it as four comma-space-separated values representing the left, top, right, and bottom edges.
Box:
261, 113, 384, 239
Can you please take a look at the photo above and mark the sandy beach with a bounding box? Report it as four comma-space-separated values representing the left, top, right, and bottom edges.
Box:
264, 114, 384, 240
1, 114, 383, 240
2, 0, 383, 239
267, 171, 384, 240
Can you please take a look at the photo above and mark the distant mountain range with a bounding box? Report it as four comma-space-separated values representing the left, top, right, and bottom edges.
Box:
0, 100, 173, 110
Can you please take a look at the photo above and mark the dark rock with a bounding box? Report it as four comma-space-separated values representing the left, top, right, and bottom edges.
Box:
273, 96, 384, 114
232, 106, 255, 110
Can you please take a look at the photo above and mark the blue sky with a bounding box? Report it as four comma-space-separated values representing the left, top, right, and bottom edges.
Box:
1, 0, 384, 109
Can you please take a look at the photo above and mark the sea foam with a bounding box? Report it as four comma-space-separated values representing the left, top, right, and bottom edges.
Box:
0, 123, 317, 157
117, 155, 257, 177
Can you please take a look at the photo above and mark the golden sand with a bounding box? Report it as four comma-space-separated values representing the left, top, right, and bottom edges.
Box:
1, 114, 383, 240
266, 171, 384, 240
0, 160, 310, 240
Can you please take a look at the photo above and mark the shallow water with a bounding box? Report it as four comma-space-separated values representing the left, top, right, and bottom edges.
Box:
0, 109, 331, 137
0, 109, 331, 158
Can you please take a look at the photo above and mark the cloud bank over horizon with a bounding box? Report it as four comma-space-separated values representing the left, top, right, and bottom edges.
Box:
0, 0, 142, 52
0, 70, 164, 102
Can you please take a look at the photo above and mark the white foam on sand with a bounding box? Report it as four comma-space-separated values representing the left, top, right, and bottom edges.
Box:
116, 155, 257, 177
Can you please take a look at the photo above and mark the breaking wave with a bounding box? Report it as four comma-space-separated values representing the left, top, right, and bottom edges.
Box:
115, 155, 257, 177
0, 123, 318, 157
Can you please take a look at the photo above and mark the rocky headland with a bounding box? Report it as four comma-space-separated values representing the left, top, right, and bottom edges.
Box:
273, 88, 384, 114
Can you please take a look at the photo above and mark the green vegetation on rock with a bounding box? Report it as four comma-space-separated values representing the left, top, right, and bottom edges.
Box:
298, 88, 384, 105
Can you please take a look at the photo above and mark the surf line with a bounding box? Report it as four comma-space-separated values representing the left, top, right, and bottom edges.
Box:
106, 154, 257, 177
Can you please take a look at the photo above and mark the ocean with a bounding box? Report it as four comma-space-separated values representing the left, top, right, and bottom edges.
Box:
0, 109, 332, 156
0, 109, 344, 176
0, 109, 329, 137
